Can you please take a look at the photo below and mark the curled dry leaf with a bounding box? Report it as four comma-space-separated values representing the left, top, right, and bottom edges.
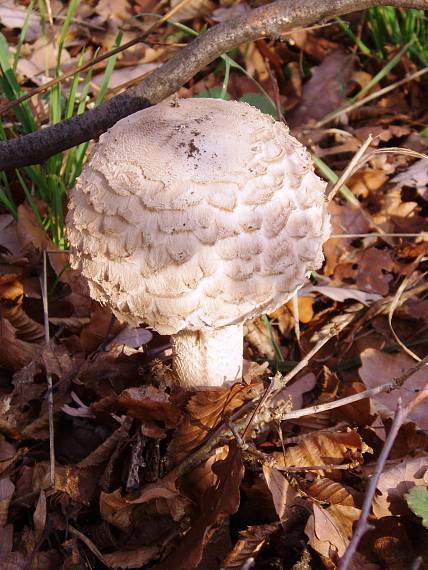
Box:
305, 477, 359, 507
33, 490, 46, 539
274, 429, 372, 477
372, 455, 428, 519
0, 318, 40, 372
157, 444, 244, 570
262, 465, 300, 524
359, 349, 428, 431
100, 488, 135, 531
301, 284, 381, 305
222, 523, 279, 570
118, 385, 181, 428
0, 478, 14, 526
103, 545, 160, 569
305, 503, 361, 562
167, 383, 259, 467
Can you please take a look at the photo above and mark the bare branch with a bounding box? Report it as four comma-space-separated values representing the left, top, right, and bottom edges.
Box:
0, 0, 426, 170
338, 358, 428, 569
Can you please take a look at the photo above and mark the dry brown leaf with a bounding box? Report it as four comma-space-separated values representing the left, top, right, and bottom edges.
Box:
305, 503, 361, 561
271, 373, 317, 414
103, 545, 160, 569
0, 215, 22, 259
305, 478, 358, 506
100, 488, 135, 530
170, 0, 215, 21
324, 201, 370, 276
392, 158, 428, 200
79, 304, 122, 352
301, 285, 381, 304
288, 29, 338, 60
126, 469, 179, 505
0, 318, 40, 372
222, 523, 278, 569
95, 0, 131, 27
118, 385, 181, 428
262, 465, 300, 524
158, 444, 244, 570
0, 1, 40, 40
287, 295, 314, 323
33, 490, 46, 539
288, 49, 354, 127
16, 203, 51, 253
372, 455, 428, 518
0, 478, 14, 526
167, 383, 259, 467
359, 349, 428, 431
274, 429, 372, 477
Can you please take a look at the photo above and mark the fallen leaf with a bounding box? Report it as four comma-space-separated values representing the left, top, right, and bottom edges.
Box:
33, 490, 46, 539
103, 545, 159, 568
392, 158, 428, 200
372, 455, 428, 518
305, 477, 358, 506
222, 523, 278, 569
0, 1, 40, 40
158, 444, 244, 570
301, 285, 381, 304
288, 49, 354, 127
262, 465, 299, 524
0, 478, 14, 526
118, 385, 181, 428
167, 383, 259, 466
170, 0, 215, 21
305, 503, 361, 561
274, 429, 372, 477
359, 349, 428, 431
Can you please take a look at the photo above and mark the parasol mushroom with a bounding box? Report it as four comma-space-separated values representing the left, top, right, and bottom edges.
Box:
66, 98, 331, 389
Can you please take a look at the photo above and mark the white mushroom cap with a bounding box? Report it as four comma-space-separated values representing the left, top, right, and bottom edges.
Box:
66, 98, 331, 387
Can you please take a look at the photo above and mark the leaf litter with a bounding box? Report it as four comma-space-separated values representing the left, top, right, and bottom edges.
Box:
0, 2, 428, 569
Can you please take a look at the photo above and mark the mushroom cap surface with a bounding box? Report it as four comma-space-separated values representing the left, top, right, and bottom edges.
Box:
66, 98, 331, 335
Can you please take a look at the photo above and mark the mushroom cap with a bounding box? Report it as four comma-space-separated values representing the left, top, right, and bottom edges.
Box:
66, 98, 331, 335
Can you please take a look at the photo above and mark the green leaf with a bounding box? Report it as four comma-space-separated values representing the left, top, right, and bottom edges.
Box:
193, 87, 231, 99
406, 485, 428, 528
239, 93, 278, 118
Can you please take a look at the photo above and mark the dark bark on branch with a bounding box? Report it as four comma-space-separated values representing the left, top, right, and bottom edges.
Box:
0, 0, 426, 170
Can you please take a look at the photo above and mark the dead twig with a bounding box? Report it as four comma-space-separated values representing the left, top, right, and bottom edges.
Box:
338, 359, 428, 569
0, 0, 426, 170
40, 250, 55, 489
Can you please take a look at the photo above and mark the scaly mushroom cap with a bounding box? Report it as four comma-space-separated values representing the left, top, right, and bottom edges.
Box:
66, 98, 331, 335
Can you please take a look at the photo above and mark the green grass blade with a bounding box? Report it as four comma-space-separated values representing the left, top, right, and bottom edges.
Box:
13, 0, 35, 72
95, 31, 122, 105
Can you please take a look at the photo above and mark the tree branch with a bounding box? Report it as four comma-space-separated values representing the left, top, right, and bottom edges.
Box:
0, 0, 426, 170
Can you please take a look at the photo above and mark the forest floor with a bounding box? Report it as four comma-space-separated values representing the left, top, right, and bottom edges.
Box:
0, 1, 428, 569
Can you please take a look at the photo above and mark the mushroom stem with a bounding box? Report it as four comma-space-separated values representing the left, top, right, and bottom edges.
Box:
171, 324, 244, 389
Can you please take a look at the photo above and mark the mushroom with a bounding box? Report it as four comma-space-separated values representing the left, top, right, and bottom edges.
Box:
66, 98, 331, 389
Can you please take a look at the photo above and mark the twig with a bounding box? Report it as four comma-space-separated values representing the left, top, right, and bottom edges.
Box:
280, 354, 428, 422
68, 525, 109, 566
175, 316, 352, 479
338, 362, 428, 569
388, 254, 426, 362
0, 0, 426, 169
40, 250, 55, 489
0, 0, 194, 117
331, 233, 427, 238
316, 66, 428, 128
327, 135, 373, 202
